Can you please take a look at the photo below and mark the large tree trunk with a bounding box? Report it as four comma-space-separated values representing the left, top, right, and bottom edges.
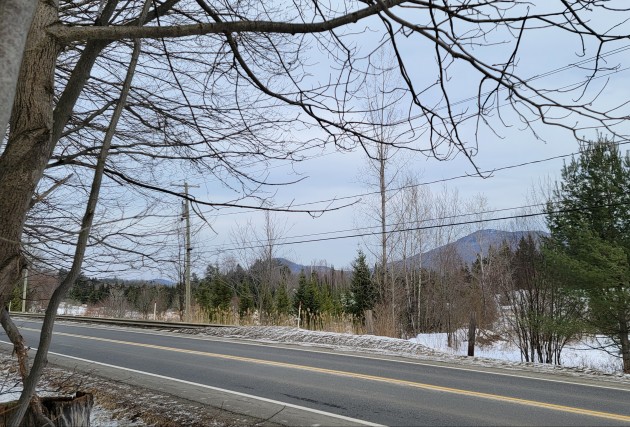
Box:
467, 311, 476, 357
0, 0, 37, 140
0, 3, 62, 421
0, 0, 60, 305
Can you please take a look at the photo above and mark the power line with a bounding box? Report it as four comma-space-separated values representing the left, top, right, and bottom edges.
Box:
196, 47, 630, 205
199, 63, 630, 217
200, 138, 630, 217
198, 199, 630, 256
195, 202, 546, 251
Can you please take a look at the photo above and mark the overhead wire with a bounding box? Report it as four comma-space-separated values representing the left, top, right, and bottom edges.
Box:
197, 138, 630, 218
196, 198, 630, 256
194, 45, 630, 211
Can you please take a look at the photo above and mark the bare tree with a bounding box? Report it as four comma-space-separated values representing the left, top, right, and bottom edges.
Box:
427, 186, 467, 347
356, 52, 407, 336
102, 287, 132, 318
230, 209, 289, 323
389, 175, 433, 336
463, 194, 499, 354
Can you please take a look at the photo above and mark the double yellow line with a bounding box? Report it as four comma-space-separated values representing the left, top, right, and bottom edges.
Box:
29, 327, 630, 423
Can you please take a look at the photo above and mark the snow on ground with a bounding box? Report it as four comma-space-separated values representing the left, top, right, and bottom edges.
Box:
89, 405, 139, 427
57, 302, 87, 316
412, 330, 622, 374
178, 325, 630, 383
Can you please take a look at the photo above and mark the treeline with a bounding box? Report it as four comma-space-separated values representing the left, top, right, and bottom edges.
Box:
192, 138, 630, 373
45, 138, 630, 373
193, 260, 352, 329
54, 271, 181, 319
188, 233, 582, 365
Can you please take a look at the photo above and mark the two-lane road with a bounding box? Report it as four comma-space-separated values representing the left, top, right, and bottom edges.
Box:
3, 318, 630, 426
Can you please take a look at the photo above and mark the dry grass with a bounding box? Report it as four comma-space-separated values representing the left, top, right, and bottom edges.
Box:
197, 308, 361, 335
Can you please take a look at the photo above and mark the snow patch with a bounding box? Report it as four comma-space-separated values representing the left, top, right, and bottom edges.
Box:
57, 302, 87, 316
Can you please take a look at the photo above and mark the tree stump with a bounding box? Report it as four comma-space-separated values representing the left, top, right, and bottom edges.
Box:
0, 392, 93, 426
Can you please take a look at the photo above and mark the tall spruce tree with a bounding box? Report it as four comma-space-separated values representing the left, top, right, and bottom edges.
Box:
546, 137, 630, 373
349, 250, 377, 321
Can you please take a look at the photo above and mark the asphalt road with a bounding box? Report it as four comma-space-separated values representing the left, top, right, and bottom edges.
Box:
2, 318, 630, 426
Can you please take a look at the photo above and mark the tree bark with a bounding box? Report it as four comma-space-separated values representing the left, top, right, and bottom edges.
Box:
0, 0, 60, 308
0, 0, 37, 140
47, 0, 405, 43
0, 393, 93, 427
467, 311, 476, 357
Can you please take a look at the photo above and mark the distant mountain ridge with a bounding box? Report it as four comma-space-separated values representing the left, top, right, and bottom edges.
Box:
277, 229, 545, 274
417, 229, 546, 269
275, 258, 340, 275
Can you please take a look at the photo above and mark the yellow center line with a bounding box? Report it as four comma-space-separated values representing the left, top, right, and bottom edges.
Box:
24, 327, 630, 422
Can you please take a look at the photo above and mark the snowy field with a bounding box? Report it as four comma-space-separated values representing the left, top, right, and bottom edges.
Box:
56, 302, 87, 316
412, 331, 622, 374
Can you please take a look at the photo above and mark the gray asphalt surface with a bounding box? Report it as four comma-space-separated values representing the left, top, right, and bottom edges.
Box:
3, 318, 630, 426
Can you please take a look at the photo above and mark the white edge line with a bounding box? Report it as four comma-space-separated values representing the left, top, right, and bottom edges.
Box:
14, 319, 630, 393
0, 340, 383, 427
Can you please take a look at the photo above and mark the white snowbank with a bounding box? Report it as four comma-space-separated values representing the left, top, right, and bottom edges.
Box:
57, 302, 87, 316
412, 331, 622, 374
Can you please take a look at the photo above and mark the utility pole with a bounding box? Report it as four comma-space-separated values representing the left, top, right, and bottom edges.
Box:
21, 267, 28, 313
174, 181, 199, 323
184, 182, 192, 322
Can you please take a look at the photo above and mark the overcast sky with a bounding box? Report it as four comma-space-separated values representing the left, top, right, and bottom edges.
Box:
126, 3, 630, 279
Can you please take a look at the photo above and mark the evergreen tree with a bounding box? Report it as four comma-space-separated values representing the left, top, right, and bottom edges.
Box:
293, 271, 321, 328
274, 284, 291, 317
211, 277, 233, 311
546, 137, 630, 372
238, 281, 254, 317
349, 249, 376, 320
195, 279, 213, 311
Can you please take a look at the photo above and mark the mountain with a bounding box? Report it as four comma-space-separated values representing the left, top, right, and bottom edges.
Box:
413, 229, 546, 270
276, 230, 545, 275
275, 258, 340, 275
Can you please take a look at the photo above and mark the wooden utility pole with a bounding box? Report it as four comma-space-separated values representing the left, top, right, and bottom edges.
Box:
174, 181, 199, 322
184, 182, 191, 322
21, 268, 28, 313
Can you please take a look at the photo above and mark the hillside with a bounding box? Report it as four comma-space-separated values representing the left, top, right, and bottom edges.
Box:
416, 229, 546, 270
275, 257, 339, 275
276, 229, 545, 274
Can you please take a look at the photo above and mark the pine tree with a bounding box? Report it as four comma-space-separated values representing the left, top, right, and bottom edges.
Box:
274, 284, 291, 317
238, 281, 254, 317
546, 137, 630, 372
293, 271, 319, 328
349, 249, 376, 320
